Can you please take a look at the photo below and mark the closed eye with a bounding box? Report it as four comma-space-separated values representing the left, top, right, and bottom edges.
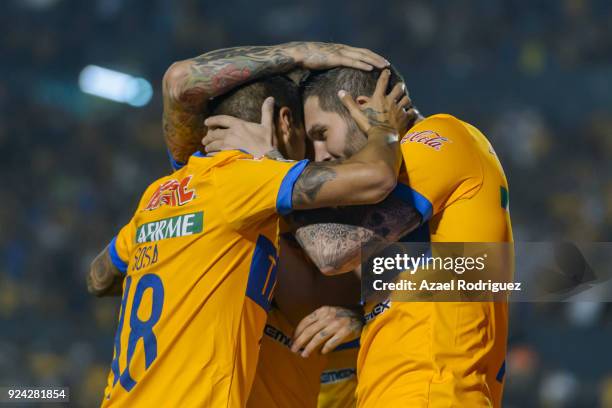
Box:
307, 124, 327, 142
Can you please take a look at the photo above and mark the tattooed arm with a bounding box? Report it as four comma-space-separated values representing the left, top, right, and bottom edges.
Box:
87, 246, 124, 297
289, 195, 422, 275
162, 42, 388, 163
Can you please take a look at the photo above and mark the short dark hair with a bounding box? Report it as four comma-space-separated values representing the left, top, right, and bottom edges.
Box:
209, 75, 303, 126
302, 66, 404, 121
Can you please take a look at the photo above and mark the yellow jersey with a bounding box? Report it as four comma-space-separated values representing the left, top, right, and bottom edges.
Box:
101, 150, 309, 407
247, 306, 326, 408
357, 115, 513, 407
318, 341, 358, 408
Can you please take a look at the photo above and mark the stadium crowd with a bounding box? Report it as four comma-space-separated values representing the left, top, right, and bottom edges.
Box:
1, 0, 611, 406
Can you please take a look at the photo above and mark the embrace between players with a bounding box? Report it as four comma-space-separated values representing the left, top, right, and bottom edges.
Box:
88, 42, 513, 407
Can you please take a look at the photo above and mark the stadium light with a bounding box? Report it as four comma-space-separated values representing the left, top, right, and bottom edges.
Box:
78, 65, 153, 107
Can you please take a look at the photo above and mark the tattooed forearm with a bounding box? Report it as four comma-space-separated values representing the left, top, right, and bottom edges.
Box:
182, 46, 296, 103
294, 223, 372, 273
87, 248, 124, 297
291, 194, 422, 274
292, 163, 337, 207
163, 44, 299, 163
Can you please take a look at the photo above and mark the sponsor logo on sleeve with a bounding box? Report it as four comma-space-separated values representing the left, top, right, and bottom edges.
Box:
136, 211, 203, 243
401, 130, 451, 151
144, 175, 196, 211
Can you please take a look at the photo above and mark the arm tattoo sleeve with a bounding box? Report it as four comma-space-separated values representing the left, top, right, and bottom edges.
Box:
163, 45, 297, 162
291, 194, 422, 274
182, 46, 295, 100
291, 163, 337, 207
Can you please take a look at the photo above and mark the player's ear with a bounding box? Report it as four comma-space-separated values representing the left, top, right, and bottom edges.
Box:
276, 106, 293, 143
356, 95, 370, 106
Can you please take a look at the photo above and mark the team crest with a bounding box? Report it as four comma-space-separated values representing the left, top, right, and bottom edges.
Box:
144, 175, 196, 211
401, 130, 451, 151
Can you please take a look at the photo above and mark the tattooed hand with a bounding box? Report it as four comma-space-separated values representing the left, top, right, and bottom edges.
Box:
285, 42, 389, 71
363, 77, 418, 137
202, 97, 276, 157
291, 306, 364, 357
338, 69, 408, 137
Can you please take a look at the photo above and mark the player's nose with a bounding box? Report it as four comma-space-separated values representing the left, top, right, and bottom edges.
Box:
313, 142, 332, 162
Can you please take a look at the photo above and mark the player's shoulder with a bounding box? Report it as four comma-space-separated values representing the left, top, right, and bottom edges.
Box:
191, 149, 249, 169
412, 113, 474, 137
221, 154, 303, 174
402, 113, 480, 152
175, 149, 278, 178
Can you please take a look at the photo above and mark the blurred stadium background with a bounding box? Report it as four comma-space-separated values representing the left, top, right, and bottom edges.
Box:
1, 0, 611, 406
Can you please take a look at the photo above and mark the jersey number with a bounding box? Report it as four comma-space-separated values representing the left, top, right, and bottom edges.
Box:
111, 273, 165, 392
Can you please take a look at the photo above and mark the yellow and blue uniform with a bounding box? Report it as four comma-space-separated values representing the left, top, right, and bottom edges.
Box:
357, 114, 513, 407
318, 340, 359, 408
247, 306, 327, 408
102, 150, 308, 407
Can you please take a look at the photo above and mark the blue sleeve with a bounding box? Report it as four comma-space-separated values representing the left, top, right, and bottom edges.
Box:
108, 236, 128, 274
276, 159, 310, 216
391, 182, 433, 223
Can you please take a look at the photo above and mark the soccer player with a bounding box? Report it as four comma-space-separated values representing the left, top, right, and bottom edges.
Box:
167, 63, 366, 408
87, 62, 406, 408
209, 66, 513, 407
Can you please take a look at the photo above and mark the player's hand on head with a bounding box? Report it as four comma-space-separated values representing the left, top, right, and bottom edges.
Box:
285, 42, 389, 71
202, 97, 276, 157
385, 81, 419, 136
338, 69, 399, 136
290, 306, 363, 358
